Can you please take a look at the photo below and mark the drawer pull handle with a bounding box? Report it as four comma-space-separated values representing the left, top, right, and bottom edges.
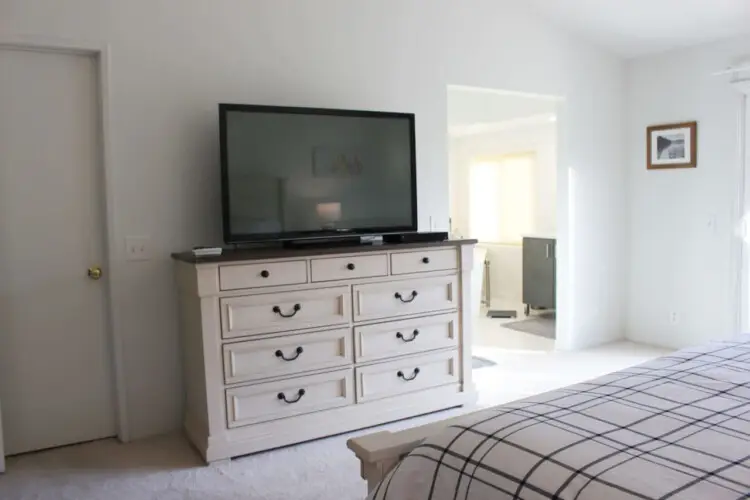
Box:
346, 263, 356, 271
275, 346, 303, 361
277, 388, 306, 404
394, 291, 418, 303
396, 329, 420, 342
273, 304, 301, 318
422, 257, 430, 264
260, 270, 270, 278
397, 368, 420, 381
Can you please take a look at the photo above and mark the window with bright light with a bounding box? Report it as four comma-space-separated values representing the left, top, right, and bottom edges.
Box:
469, 153, 535, 244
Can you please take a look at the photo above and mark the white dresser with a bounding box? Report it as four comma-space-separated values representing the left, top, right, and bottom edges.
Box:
173, 240, 476, 462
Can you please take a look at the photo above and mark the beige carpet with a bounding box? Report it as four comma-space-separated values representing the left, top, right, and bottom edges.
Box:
0, 342, 670, 500
0, 409, 470, 500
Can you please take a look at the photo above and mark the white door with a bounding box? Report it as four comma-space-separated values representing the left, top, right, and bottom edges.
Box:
0, 48, 116, 456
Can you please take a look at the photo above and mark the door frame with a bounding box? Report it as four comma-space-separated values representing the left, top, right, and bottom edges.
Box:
0, 36, 129, 445
732, 81, 750, 334
0, 400, 4, 472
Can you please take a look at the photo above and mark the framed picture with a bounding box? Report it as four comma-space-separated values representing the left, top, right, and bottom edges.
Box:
647, 121, 697, 170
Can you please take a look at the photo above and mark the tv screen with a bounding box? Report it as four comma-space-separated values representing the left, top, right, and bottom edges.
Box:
220, 104, 417, 243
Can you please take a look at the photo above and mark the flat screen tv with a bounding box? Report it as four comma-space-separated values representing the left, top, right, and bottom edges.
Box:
219, 104, 417, 244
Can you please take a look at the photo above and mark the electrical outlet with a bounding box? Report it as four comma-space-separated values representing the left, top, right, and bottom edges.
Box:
669, 311, 680, 325
125, 236, 151, 261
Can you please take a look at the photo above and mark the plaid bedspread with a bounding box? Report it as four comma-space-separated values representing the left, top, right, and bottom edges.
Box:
370, 336, 750, 499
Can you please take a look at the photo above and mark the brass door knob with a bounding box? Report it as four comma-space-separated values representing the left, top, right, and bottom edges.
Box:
87, 266, 103, 280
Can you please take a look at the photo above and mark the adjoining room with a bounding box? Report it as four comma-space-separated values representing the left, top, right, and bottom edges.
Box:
448, 85, 559, 350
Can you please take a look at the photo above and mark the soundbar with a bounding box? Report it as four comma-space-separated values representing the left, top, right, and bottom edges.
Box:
383, 232, 449, 244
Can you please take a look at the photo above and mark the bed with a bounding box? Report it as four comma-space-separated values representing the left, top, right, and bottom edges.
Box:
348, 335, 750, 499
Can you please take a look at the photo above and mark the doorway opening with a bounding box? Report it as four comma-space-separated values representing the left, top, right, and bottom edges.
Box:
448, 85, 564, 400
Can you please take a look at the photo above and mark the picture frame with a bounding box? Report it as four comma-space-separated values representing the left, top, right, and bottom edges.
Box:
647, 121, 697, 170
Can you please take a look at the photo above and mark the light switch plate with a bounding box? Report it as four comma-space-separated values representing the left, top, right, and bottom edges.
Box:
125, 236, 151, 261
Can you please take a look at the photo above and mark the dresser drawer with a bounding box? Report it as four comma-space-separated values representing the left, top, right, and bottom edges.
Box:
352, 275, 458, 322
219, 260, 308, 291
390, 249, 457, 275
310, 254, 388, 282
355, 350, 459, 403
226, 368, 354, 427
223, 328, 353, 384
221, 286, 350, 339
354, 313, 458, 363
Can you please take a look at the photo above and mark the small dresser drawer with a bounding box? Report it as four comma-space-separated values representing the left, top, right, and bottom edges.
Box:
220, 260, 308, 291
226, 368, 354, 427
310, 254, 388, 282
221, 286, 350, 339
354, 313, 458, 363
352, 275, 457, 322
355, 350, 459, 403
390, 248, 457, 275
223, 328, 353, 385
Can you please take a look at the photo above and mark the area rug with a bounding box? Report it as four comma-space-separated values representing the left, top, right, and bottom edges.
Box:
502, 312, 556, 339
472, 356, 497, 369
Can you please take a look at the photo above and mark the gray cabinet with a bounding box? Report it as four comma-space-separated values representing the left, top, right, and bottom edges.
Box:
522, 237, 556, 315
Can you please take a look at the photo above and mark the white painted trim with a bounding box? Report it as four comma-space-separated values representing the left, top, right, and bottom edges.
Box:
97, 43, 131, 443
0, 400, 4, 472
554, 98, 572, 351
448, 113, 557, 137
0, 36, 129, 443
735, 94, 750, 334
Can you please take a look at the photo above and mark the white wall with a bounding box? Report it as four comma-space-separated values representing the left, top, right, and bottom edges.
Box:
625, 36, 750, 349
0, 0, 625, 439
450, 121, 557, 304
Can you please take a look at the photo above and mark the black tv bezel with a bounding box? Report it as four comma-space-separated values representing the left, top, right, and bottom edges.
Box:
219, 103, 418, 244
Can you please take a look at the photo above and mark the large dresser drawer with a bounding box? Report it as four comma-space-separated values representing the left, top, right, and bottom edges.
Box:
226, 368, 354, 427
354, 313, 458, 363
223, 328, 353, 385
310, 254, 388, 282
355, 350, 459, 403
219, 260, 308, 291
390, 248, 458, 275
352, 275, 457, 322
221, 286, 350, 339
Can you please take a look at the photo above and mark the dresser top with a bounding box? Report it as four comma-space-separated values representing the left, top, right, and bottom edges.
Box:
171, 239, 477, 264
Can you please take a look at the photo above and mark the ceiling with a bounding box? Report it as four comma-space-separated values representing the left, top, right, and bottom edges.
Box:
525, 0, 750, 58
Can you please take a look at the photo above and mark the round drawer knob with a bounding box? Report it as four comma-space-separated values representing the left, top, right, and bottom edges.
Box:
260, 270, 270, 278
346, 263, 355, 271
422, 257, 430, 264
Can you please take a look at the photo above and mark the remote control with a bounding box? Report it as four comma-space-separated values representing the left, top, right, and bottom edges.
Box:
192, 246, 223, 257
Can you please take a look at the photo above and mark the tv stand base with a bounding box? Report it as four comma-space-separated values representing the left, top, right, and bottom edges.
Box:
281, 235, 383, 249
